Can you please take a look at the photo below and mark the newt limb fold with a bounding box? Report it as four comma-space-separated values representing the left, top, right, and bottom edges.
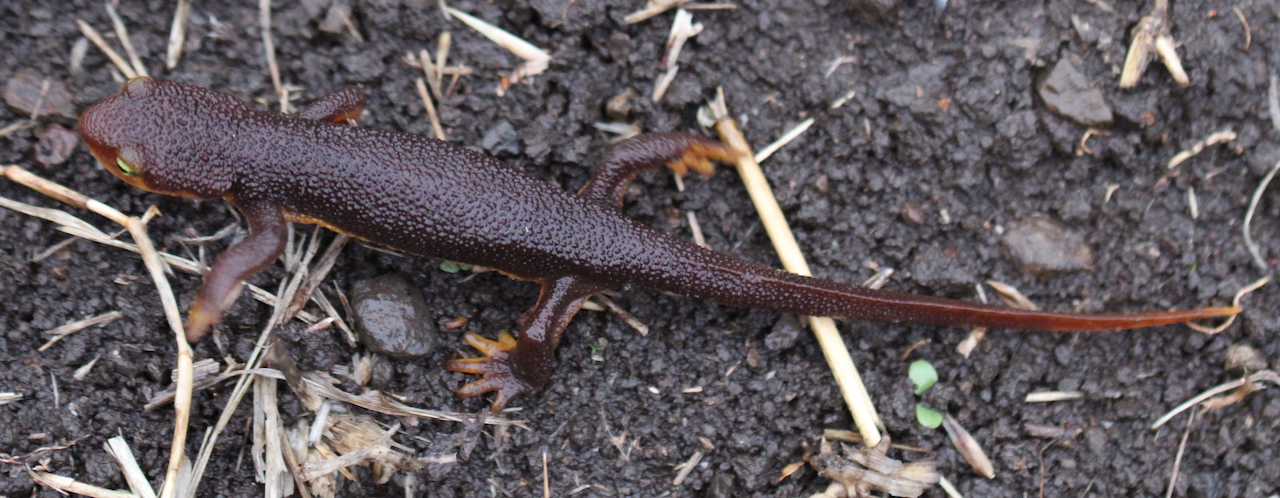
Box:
76, 79, 1241, 413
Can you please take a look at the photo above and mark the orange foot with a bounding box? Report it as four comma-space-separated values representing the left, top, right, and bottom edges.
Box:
444, 331, 529, 412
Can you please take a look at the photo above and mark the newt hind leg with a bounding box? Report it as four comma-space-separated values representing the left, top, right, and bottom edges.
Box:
579, 133, 739, 208
445, 276, 604, 412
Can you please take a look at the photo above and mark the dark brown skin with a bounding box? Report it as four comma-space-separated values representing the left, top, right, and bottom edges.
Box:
79, 78, 1240, 411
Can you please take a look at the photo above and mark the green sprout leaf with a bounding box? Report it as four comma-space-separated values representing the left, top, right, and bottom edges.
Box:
439, 261, 461, 273
909, 360, 938, 395
916, 404, 943, 428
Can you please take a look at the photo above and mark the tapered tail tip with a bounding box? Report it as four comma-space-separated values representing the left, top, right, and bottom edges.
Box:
1199, 307, 1243, 318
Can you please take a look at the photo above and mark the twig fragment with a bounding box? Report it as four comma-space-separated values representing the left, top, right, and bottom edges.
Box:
652, 9, 702, 102
76, 19, 137, 79
38, 311, 123, 352
259, 0, 285, 112
104, 2, 149, 77
1026, 391, 1084, 402
709, 89, 883, 447
444, 6, 550, 83
1166, 129, 1236, 169
671, 450, 703, 485
588, 294, 649, 336
942, 415, 993, 479
413, 77, 446, 141
1119, 0, 1189, 88
29, 470, 135, 498
2, 166, 192, 498
1150, 369, 1280, 429
106, 436, 158, 498
754, 118, 815, 163
1163, 407, 1197, 498
166, 0, 193, 69
1242, 159, 1279, 271
1230, 6, 1250, 52
984, 280, 1040, 311
1269, 74, 1279, 132
625, 0, 692, 23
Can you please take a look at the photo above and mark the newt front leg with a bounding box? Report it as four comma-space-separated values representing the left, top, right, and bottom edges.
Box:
185, 201, 287, 343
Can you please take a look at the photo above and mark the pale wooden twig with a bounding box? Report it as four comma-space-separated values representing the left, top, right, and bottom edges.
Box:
671, 450, 703, 485
105, 436, 158, 498
1163, 407, 1197, 498
166, 0, 193, 69
1243, 160, 1279, 271
104, 2, 149, 77
1119, 0, 1188, 88
1166, 129, 1236, 169
709, 89, 883, 447
29, 470, 135, 498
754, 118, 815, 163
625, 0, 692, 24
0, 190, 321, 324
38, 311, 123, 352
444, 6, 550, 82
2, 166, 192, 498
259, 0, 284, 112
413, 77, 446, 141
76, 19, 137, 79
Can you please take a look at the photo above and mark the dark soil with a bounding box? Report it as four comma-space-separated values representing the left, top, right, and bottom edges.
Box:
2, 0, 1278, 496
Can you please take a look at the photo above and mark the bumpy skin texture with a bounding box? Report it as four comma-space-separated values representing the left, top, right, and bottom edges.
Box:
79, 78, 1239, 411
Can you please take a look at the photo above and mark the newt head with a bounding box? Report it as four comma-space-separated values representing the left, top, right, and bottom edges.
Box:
79, 76, 235, 199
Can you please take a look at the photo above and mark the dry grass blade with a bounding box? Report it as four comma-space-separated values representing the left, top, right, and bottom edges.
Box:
754, 118, 815, 163
104, 2, 149, 77
166, 0, 193, 69
254, 375, 292, 497
38, 311, 123, 352
941, 414, 994, 479
413, 77, 446, 141
1163, 407, 1197, 498
1166, 129, 1236, 169
625, 0, 692, 23
259, 0, 284, 111
652, 9, 701, 102
1025, 391, 1084, 403
671, 450, 703, 485
444, 6, 550, 82
300, 371, 527, 427
300, 417, 456, 483
29, 470, 136, 498
1152, 370, 1278, 429
591, 294, 649, 336
709, 89, 883, 447
75, 20, 136, 79
105, 436, 158, 498
3, 166, 192, 498
1243, 160, 1279, 271
1119, 0, 1188, 88
0, 190, 322, 326
984, 280, 1040, 311
1269, 74, 1279, 132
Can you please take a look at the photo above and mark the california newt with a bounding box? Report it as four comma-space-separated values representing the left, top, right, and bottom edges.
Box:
78, 77, 1239, 411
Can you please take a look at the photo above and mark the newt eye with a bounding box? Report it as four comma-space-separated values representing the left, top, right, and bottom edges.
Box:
116, 156, 140, 176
